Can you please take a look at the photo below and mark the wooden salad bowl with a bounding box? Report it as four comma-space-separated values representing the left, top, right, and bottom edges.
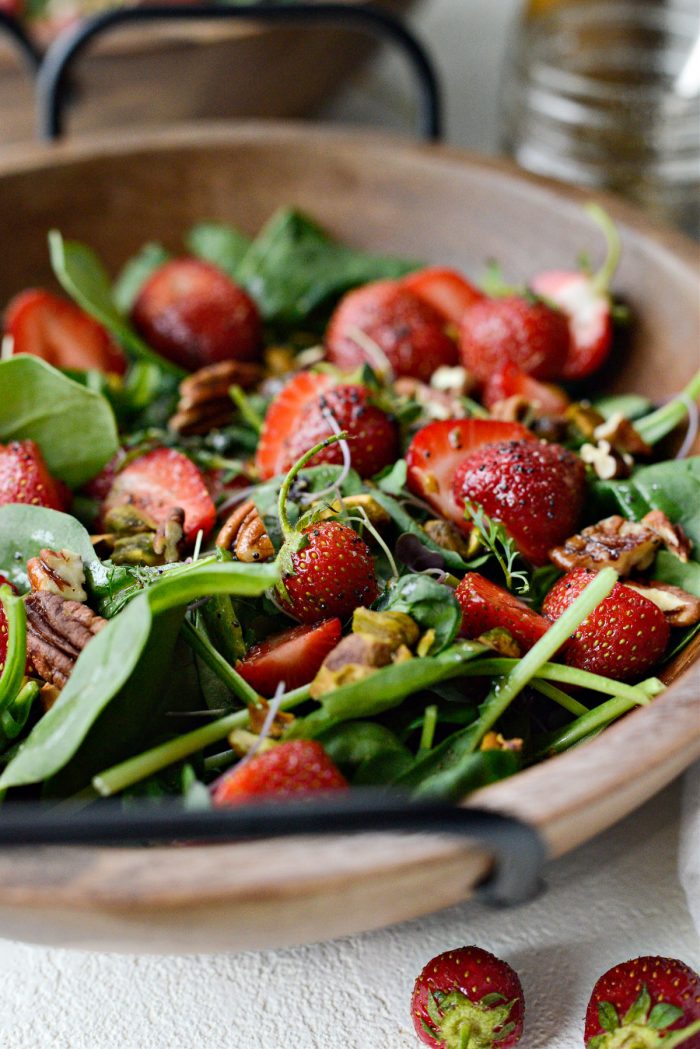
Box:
0, 124, 698, 953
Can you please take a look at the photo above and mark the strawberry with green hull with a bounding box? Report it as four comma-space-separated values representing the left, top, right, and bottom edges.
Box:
543, 568, 670, 682
236, 619, 342, 696
451, 439, 586, 566
411, 946, 524, 1048
0, 439, 67, 511
211, 739, 348, 806
584, 956, 700, 1049
325, 278, 459, 381
456, 573, 549, 652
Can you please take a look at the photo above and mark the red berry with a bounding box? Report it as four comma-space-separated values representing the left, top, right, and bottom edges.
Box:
530, 270, 613, 381
543, 568, 670, 681
452, 439, 586, 565
584, 956, 700, 1049
459, 295, 570, 382
325, 279, 458, 382
4, 289, 127, 375
455, 572, 549, 651
411, 946, 524, 1048
236, 618, 342, 696
0, 575, 18, 675
401, 267, 484, 326
131, 258, 262, 372
211, 739, 348, 805
482, 360, 570, 416
100, 447, 216, 544
406, 418, 535, 528
280, 519, 378, 624
256, 374, 399, 480
0, 440, 66, 511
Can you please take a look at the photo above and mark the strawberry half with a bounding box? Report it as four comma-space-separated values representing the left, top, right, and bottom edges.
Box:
211, 739, 348, 805
0, 440, 67, 511
451, 439, 586, 565
325, 278, 458, 382
255, 372, 398, 480
100, 447, 216, 544
459, 294, 570, 382
401, 267, 484, 326
482, 360, 570, 416
236, 618, 342, 696
405, 419, 534, 527
584, 956, 700, 1049
411, 945, 524, 1048
455, 572, 549, 651
543, 568, 670, 681
131, 258, 262, 372
4, 289, 127, 375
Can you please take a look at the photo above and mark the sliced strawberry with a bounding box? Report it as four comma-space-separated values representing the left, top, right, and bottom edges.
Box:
401, 267, 483, 326
100, 447, 216, 544
455, 573, 549, 652
325, 279, 458, 382
131, 258, 262, 372
482, 360, 570, 415
236, 618, 342, 696
211, 739, 348, 806
255, 371, 334, 480
4, 289, 127, 375
458, 295, 570, 382
530, 270, 613, 380
0, 440, 67, 511
405, 418, 534, 527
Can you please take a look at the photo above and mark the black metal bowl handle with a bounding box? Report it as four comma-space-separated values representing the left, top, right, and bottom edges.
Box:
36, 2, 443, 142
0, 791, 546, 907
0, 9, 41, 73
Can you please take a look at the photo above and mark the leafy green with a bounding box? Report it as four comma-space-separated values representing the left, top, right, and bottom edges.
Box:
377, 573, 462, 654
593, 393, 653, 421
653, 550, 700, 596
112, 242, 170, 313
235, 208, 417, 326
0, 586, 26, 714
371, 490, 470, 574
373, 459, 408, 495
0, 356, 119, 487
315, 722, 413, 784
0, 505, 98, 592
185, 222, 251, 278
396, 739, 519, 801
48, 230, 185, 377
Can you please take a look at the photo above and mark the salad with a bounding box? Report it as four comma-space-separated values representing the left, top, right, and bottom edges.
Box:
0, 204, 698, 807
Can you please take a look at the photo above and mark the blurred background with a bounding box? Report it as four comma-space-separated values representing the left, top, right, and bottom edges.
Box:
0, 0, 699, 233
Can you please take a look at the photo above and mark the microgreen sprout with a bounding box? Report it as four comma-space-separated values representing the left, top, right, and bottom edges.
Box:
464, 501, 530, 594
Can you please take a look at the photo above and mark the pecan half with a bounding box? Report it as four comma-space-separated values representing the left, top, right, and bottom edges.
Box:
626, 579, 700, 627
642, 510, 691, 563
216, 499, 274, 563
169, 360, 263, 436
549, 515, 661, 574
423, 519, 477, 558
27, 548, 87, 602
25, 592, 107, 689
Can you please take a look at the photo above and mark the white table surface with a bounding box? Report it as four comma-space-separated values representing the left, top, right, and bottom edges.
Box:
1, 2, 698, 1046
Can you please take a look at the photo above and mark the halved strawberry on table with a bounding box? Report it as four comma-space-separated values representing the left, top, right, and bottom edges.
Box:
405, 418, 535, 528
255, 371, 399, 481
236, 618, 342, 696
325, 278, 459, 382
100, 447, 216, 545
211, 739, 348, 806
4, 289, 127, 375
0, 440, 68, 511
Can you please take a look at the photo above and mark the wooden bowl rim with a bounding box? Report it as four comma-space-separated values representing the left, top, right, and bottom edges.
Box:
0, 121, 698, 912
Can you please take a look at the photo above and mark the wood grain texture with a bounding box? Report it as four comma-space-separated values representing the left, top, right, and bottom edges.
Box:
0, 124, 697, 952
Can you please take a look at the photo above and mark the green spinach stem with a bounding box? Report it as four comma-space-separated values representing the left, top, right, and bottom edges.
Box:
0, 586, 27, 715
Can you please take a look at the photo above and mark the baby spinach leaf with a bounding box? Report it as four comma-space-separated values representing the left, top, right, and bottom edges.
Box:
112, 242, 170, 313
652, 550, 700, 597
395, 733, 519, 800
593, 393, 653, 421
316, 721, 413, 784
0, 356, 119, 488
235, 208, 417, 326
49, 231, 185, 378
378, 573, 462, 654
0, 504, 98, 591
185, 222, 251, 279
373, 459, 408, 495
371, 490, 470, 574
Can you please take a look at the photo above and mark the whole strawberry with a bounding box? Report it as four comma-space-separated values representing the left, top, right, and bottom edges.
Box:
0, 440, 67, 511
584, 956, 700, 1048
255, 372, 399, 480
451, 439, 586, 565
459, 294, 570, 382
543, 568, 670, 681
455, 572, 549, 652
411, 946, 524, 1048
325, 278, 458, 382
211, 739, 348, 806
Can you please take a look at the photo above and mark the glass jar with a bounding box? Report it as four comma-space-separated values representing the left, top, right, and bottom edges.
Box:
501, 0, 700, 235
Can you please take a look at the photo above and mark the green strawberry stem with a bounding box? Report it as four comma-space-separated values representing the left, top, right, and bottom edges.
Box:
92, 684, 312, 796
277, 431, 350, 538
418, 704, 438, 753
530, 679, 589, 717
541, 694, 641, 755
463, 568, 618, 751
635, 366, 700, 445
0, 586, 27, 716
229, 384, 263, 433
0, 679, 39, 741
181, 617, 260, 708
585, 202, 621, 295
